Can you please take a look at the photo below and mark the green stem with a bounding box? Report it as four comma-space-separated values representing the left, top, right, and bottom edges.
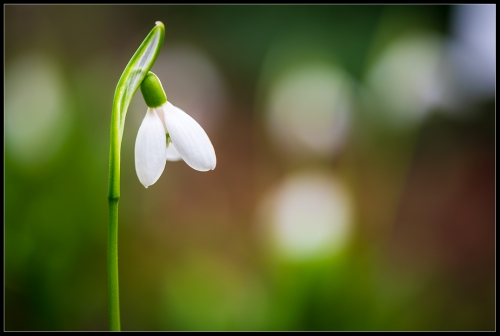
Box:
108, 102, 121, 331
106, 21, 164, 331
108, 198, 120, 331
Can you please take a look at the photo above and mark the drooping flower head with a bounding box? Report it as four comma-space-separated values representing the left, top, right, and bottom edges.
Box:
135, 72, 216, 188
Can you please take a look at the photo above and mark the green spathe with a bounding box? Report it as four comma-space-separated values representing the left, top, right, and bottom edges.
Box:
140, 72, 167, 108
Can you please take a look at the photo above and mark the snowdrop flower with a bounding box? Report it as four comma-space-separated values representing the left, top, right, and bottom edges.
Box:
135, 72, 216, 188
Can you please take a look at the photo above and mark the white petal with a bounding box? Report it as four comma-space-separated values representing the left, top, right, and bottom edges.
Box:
166, 142, 183, 161
135, 108, 167, 188
161, 102, 216, 171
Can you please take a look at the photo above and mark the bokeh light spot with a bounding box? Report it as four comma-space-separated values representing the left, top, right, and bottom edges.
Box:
265, 64, 352, 159
258, 170, 353, 262
366, 33, 447, 127
6, 53, 72, 169
447, 4, 496, 104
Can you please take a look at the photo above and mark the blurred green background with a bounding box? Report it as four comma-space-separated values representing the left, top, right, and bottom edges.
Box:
5, 4, 495, 331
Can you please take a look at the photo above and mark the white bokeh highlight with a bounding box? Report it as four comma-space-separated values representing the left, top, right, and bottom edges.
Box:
6, 53, 72, 168
258, 171, 353, 262
366, 33, 448, 127
447, 4, 496, 105
266, 64, 352, 159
